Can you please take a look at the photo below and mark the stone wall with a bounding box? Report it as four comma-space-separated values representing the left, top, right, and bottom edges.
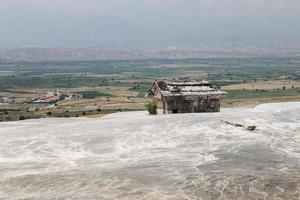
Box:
163, 97, 220, 113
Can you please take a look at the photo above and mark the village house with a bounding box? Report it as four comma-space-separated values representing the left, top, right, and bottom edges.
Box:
146, 80, 227, 114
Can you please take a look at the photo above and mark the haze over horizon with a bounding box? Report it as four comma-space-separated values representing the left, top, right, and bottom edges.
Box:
1, 0, 300, 49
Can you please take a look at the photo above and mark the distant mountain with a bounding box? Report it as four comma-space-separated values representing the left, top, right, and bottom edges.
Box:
1, 10, 300, 49
1, 47, 300, 62
1, 10, 300, 61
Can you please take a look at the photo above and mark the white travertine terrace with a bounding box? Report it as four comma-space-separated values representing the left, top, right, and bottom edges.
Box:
0, 102, 299, 199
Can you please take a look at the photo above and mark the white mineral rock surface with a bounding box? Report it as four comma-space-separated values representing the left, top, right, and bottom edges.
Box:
0, 102, 299, 199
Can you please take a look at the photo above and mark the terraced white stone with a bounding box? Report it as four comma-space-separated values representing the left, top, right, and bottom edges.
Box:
0, 102, 299, 199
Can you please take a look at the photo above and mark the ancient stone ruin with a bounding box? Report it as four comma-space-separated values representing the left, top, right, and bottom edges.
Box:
146, 80, 227, 114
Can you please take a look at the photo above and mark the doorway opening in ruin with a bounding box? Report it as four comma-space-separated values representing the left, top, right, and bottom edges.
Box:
172, 109, 178, 113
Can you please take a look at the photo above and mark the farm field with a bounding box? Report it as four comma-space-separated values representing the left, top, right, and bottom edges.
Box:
0, 57, 300, 121
222, 80, 300, 90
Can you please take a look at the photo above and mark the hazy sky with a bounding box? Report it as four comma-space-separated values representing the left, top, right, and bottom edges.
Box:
1, 0, 300, 47
1, 0, 300, 16
0, 0, 300, 16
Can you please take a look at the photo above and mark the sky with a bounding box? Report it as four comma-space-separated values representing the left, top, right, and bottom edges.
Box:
0, 0, 300, 48
1, 0, 300, 16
